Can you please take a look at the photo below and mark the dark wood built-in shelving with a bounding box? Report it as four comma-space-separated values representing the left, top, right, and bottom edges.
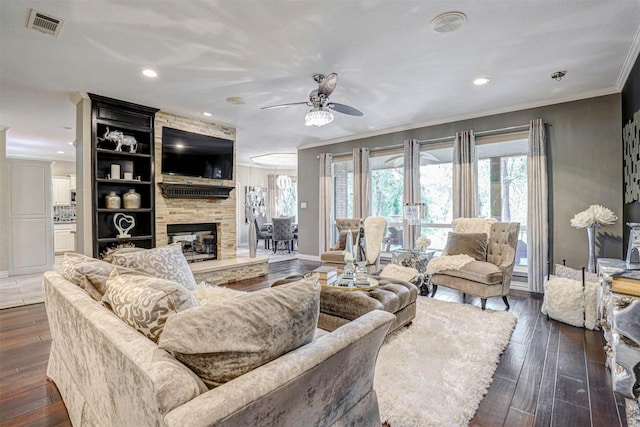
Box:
158, 182, 235, 199
89, 93, 159, 257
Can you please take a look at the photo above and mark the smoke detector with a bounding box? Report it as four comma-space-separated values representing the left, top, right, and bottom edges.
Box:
431, 12, 467, 33
27, 9, 64, 37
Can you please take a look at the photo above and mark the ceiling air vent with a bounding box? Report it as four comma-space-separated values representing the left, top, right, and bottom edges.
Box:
27, 9, 64, 37
431, 12, 466, 33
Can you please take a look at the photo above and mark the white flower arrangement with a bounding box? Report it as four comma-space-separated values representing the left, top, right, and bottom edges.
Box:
415, 235, 431, 251
570, 205, 618, 229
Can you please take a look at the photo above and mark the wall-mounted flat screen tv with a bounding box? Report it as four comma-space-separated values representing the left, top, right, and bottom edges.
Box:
161, 127, 234, 180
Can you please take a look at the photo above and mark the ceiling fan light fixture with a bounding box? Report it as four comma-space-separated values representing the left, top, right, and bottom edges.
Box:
305, 109, 334, 127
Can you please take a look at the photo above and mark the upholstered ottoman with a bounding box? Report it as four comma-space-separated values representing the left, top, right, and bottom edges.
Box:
271, 275, 418, 335
318, 277, 418, 335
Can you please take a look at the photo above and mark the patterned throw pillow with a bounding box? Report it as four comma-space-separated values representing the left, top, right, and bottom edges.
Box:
62, 252, 116, 300
159, 275, 320, 388
110, 243, 198, 291
102, 268, 197, 343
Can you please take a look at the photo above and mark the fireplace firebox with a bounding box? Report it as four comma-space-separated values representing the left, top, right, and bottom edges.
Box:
167, 223, 217, 263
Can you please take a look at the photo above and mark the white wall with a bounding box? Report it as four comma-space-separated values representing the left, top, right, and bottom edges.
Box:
235, 164, 296, 245
0, 128, 8, 275
52, 160, 76, 176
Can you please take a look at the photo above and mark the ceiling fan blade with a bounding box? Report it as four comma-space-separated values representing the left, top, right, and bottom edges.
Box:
327, 102, 363, 116
261, 101, 309, 110
318, 73, 338, 97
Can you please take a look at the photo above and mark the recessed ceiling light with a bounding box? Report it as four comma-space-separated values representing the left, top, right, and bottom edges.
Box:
203, 112, 212, 117
431, 11, 466, 33
67, 141, 74, 145
226, 96, 246, 105
473, 77, 491, 86
63, 126, 73, 130
142, 69, 157, 78
57, 150, 64, 154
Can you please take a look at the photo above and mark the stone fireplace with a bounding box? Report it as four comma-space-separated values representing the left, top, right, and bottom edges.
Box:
154, 111, 237, 261
167, 223, 217, 263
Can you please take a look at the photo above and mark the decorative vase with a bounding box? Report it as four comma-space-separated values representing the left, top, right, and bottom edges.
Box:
123, 189, 141, 209
248, 219, 257, 258
105, 191, 121, 209
343, 229, 355, 279
587, 225, 597, 273
355, 261, 368, 285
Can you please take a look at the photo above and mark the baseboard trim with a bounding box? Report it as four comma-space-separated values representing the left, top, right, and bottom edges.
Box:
0, 271, 8, 279
297, 253, 321, 261
510, 281, 530, 292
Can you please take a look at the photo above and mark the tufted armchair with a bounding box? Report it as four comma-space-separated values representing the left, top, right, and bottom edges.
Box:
430, 221, 520, 310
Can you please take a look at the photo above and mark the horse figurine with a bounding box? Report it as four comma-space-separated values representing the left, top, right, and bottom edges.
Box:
99, 127, 138, 153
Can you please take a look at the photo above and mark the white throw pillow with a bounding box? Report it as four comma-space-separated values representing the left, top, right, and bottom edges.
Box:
542, 276, 585, 327
191, 283, 246, 305
541, 275, 598, 330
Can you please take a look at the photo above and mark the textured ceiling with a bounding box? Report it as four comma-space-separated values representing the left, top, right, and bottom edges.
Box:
1, 1, 639, 166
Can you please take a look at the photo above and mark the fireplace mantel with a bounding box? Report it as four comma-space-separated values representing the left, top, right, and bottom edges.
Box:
158, 182, 235, 199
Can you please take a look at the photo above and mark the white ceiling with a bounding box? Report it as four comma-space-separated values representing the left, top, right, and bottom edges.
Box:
1, 1, 639, 166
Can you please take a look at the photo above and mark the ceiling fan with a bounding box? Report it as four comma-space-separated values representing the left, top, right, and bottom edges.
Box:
261, 73, 363, 126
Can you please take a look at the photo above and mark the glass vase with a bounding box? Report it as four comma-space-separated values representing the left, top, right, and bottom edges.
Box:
105, 191, 121, 209
123, 189, 141, 209
355, 261, 368, 285
587, 225, 596, 273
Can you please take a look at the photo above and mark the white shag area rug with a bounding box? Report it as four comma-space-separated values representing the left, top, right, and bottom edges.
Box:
375, 297, 517, 427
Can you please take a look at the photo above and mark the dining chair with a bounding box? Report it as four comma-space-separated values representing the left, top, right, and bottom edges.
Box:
254, 216, 272, 249
272, 217, 294, 253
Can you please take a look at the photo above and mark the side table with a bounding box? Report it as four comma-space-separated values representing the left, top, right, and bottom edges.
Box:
597, 258, 640, 400
391, 249, 435, 296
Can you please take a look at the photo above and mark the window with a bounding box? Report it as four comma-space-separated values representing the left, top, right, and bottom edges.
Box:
278, 180, 298, 222
370, 150, 404, 252
476, 133, 529, 269
333, 156, 353, 243
333, 156, 353, 219
419, 143, 454, 251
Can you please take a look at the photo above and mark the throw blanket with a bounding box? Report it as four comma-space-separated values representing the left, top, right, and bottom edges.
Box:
452, 217, 497, 237
427, 254, 475, 275
379, 263, 418, 283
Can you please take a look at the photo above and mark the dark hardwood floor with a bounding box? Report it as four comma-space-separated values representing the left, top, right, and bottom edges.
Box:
0, 259, 628, 426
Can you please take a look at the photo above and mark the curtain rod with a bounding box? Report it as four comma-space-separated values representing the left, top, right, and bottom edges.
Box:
326, 122, 547, 158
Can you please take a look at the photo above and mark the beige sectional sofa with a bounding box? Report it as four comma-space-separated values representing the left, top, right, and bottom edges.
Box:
43, 269, 394, 426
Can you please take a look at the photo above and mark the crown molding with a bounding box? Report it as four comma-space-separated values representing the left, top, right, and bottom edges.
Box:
617, 24, 640, 90
298, 88, 620, 151
70, 91, 89, 105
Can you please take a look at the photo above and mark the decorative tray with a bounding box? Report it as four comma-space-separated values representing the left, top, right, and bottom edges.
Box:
321, 277, 378, 291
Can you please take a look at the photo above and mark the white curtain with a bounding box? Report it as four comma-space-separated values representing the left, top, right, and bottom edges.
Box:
319, 153, 333, 253
267, 174, 278, 221
527, 119, 549, 293
452, 130, 478, 218
403, 139, 421, 249
353, 147, 371, 219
